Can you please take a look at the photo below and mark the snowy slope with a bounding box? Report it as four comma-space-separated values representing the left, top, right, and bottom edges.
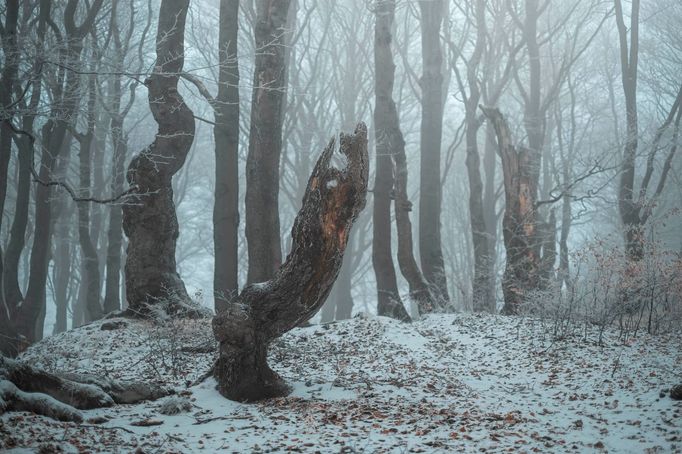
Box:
2, 313, 681, 453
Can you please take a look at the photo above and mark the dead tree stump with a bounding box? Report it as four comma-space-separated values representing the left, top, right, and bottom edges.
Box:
480, 106, 541, 315
212, 123, 369, 402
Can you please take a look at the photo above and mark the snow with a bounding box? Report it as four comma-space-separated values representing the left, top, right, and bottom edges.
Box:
1, 313, 680, 453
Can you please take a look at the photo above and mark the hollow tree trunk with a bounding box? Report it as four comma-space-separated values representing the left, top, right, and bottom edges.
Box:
245, 0, 292, 284
213, 123, 369, 402
372, 0, 411, 322
122, 0, 195, 314
214, 0, 240, 312
418, 0, 449, 306
481, 106, 540, 315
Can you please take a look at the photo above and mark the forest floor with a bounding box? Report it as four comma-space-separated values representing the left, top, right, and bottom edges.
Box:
1, 312, 681, 453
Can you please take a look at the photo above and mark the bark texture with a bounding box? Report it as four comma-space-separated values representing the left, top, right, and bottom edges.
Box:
481, 106, 540, 315
418, 0, 450, 306
245, 0, 292, 284
213, 0, 241, 312
122, 0, 195, 314
372, 0, 411, 322
213, 123, 369, 402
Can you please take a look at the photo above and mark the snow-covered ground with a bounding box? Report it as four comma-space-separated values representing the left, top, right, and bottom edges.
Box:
2, 313, 681, 453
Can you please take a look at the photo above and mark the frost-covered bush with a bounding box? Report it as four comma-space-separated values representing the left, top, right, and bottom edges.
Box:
522, 233, 682, 344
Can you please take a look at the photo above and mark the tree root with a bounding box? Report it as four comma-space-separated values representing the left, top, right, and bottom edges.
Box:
0, 357, 171, 422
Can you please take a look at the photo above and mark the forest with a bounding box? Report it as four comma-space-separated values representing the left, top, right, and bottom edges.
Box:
0, 0, 681, 452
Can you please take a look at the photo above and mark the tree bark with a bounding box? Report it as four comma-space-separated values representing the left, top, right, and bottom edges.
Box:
418, 0, 449, 306
213, 123, 369, 401
122, 0, 196, 315
76, 66, 104, 323
245, 0, 292, 284
0, 0, 20, 316
481, 106, 540, 315
372, 0, 411, 322
213, 0, 241, 312
3, 0, 47, 324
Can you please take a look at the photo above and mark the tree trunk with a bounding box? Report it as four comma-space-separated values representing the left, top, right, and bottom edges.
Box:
461, 0, 493, 313
213, 123, 369, 401
76, 69, 103, 323
103, 90, 126, 314
482, 123, 498, 312
214, 0, 240, 312
0, 0, 20, 316
122, 0, 196, 315
481, 106, 540, 315
245, 0, 292, 284
3, 0, 46, 319
418, 0, 449, 306
9, 0, 103, 353
372, 0, 411, 322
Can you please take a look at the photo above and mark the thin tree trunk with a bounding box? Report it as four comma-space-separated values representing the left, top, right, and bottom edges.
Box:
76, 68, 103, 323
245, 0, 292, 284
213, 123, 368, 401
13, 0, 104, 352
418, 0, 449, 306
482, 123, 498, 312
214, 0, 240, 312
122, 0, 196, 314
372, 0, 410, 322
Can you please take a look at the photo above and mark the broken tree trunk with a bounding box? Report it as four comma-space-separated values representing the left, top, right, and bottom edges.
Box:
0, 356, 170, 422
122, 0, 196, 314
213, 123, 369, 402
480, 106, 541, 315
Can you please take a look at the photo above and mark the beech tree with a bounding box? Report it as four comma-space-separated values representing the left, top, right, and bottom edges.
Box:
245, 0, 292, 284
614, 0, 682, 260
418, 0, 449, 307
372, 0, 411, 322
121, 0, 197, 314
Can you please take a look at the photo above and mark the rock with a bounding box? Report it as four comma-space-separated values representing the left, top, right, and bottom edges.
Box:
671, 384, 682, 400
100, 320, 128, 331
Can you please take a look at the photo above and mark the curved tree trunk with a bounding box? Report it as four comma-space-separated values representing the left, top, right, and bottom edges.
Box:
372, 0, 411, 322
213, 123, 369, 402
481, 106, 540, 315
122, 0, 195, 314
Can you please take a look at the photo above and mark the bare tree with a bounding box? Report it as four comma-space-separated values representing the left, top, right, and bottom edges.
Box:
122, 0, 196, 314
372, 0, 411, 322
245, 0, 292, 284
418, 0, 449, 306
614, 0, 682, 260
213, 0, 240, 312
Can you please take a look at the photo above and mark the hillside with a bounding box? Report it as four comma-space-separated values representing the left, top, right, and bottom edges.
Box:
2, 313, 681, 453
